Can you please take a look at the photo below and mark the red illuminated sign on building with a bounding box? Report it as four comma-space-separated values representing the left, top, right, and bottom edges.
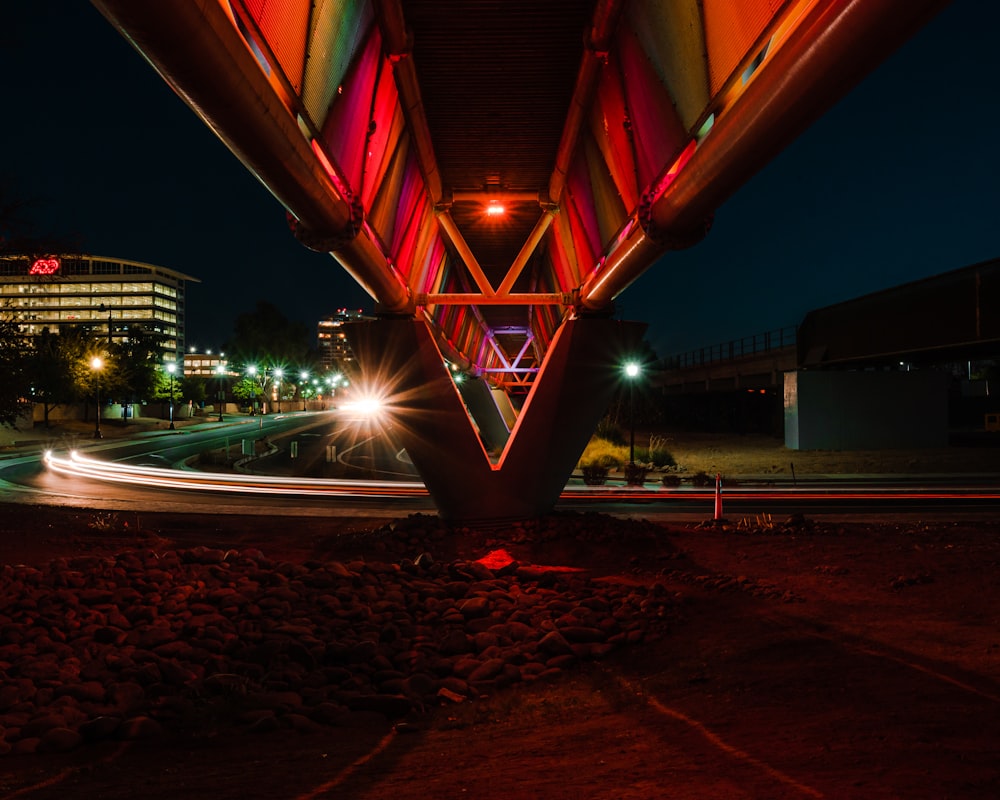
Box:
29, 257, 61, 275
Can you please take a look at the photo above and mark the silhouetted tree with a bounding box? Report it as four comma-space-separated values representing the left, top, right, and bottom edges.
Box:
180, 376, 206, 406
0, 309, 31, 426
224, 301, 312, 367
110, 326, 165, 405
30, 326, 94, 427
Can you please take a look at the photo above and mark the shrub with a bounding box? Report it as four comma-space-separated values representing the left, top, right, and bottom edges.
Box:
690, 471, 715, 487
635, 435, 675, 468
578, 436, 626, 469
594, 417, 626, 446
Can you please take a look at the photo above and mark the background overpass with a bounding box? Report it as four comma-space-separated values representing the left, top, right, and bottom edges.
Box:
658, 257, 1000, 445
92, 0, 951, 519
661, 256, 1000, 390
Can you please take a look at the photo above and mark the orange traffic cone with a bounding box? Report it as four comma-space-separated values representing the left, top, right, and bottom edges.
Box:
713, 473, 723, 521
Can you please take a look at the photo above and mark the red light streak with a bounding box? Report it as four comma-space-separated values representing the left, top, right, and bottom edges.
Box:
43, 453, 1000, 506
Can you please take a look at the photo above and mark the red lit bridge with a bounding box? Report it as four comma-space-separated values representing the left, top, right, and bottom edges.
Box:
92, 0, 947, 521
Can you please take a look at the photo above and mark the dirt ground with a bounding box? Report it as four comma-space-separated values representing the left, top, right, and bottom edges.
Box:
653, 430, 1000, 478
0, 498, 998, 799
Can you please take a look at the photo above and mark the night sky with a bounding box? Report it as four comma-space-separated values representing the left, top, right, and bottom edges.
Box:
1, 1, 996, 358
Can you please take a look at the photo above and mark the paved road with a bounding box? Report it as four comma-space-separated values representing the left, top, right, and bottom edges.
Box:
3, 413, 999, 521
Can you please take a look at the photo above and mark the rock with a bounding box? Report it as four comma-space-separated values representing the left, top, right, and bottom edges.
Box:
558, 626, 606, 643
249, 714, 281, 734
438, 686, 468, 703
108, 682, 146, 714
283, 713, 322, 733
538, 630, 573, 656
344, 694, 412, 718
41, 727, 82, 752
79, 716, 122, 742
21, 714, 67, 739
55, 681, 107, 704
119, 715, 163, 740
457, 597, 489, 618
451, 657, 482, 679
13, 737, 42, 755
439, 630, 473, 656
467, 658, 505, 683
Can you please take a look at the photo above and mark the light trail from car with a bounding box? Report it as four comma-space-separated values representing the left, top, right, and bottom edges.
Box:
44, 450, 427, 499
43, 450, 1000, 506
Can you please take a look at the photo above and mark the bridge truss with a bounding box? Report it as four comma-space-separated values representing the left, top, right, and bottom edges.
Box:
92, 0, 946, 520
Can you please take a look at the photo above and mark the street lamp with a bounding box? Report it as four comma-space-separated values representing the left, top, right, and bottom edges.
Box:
273, 368, 283, 413
246, 364, 260, 414
300, 371, 309, 411
215, 364, 225, 422
624, 361, 641, 466
166, 362, 176, 430
91, 356, 104, 439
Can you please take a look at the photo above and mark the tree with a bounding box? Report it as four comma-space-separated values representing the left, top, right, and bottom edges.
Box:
224, 301, 313, 367
30, 326, 93, 427
109, 326, 165, 405
230, 377, 264, 408
180, 376, 206, 406
0, 310, 31, 427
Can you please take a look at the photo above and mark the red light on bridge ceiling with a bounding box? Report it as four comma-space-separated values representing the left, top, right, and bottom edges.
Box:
29, 257, 61, 275
486, 201, 505, 217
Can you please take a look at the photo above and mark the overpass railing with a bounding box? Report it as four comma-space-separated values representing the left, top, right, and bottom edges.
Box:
664, 325, 797, 369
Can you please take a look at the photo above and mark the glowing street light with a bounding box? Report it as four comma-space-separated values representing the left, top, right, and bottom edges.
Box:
166, 362, 177, 430
273, 368, 284, 413
91, 356, 104, 439
624, 361, 641, 466
300, 370, 309, 411
340, 394, 385, 419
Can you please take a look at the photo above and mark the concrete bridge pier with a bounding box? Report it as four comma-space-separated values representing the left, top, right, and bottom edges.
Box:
345, 316, 645, 523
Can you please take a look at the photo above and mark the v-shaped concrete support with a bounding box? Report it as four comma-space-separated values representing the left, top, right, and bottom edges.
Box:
345, 316, 646, 522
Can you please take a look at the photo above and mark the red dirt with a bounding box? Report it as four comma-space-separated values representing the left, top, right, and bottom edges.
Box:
1, 504, 999, 799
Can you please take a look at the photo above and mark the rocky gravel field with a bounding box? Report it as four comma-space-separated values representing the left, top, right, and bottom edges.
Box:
0, 514, 672, 757
1, 503, 998, 799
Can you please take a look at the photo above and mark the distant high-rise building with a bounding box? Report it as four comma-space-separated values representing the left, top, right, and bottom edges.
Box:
317, 308, 369, 371
0, 253, 198, 362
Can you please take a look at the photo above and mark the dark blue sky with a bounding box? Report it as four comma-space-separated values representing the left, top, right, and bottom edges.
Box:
2, 1, 996, 357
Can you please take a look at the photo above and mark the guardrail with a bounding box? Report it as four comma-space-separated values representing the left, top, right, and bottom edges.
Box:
664, 326, 797, 369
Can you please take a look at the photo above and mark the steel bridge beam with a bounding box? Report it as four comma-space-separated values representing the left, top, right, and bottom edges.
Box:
346, 316, 645, 522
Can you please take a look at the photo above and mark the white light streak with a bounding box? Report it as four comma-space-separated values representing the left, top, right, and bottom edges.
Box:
43, 451, 427, 499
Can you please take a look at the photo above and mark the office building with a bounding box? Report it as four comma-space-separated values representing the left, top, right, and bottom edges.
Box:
0, 253, 198, 361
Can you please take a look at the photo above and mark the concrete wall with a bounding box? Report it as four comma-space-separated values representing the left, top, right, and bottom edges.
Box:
784, 370, 949, 450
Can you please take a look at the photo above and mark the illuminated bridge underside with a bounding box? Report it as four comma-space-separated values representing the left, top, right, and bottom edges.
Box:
93, 0, 945, 520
